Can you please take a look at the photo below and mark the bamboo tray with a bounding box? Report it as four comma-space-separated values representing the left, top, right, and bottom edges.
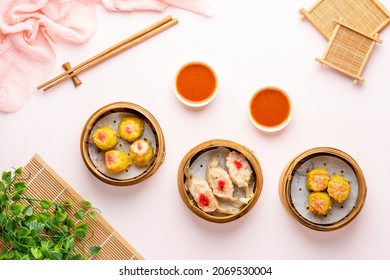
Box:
315, 20, 382, 83
178, 139, 263, 223
279, 147, 367, 231
300, 0, 390, 39
80, 102, 165, 186
0, 154, 143, 259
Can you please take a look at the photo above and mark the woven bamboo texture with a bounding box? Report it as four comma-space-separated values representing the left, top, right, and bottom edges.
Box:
0, 154, 144, 260
300, 0, 390, 39
315, 21, 382, 83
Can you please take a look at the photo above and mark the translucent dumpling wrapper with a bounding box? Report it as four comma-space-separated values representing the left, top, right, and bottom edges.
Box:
225, 151, 254, 199
185, 175, 239, 215
206, 153, 246, 208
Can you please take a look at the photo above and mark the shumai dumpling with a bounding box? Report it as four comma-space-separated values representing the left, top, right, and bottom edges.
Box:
130, 139, 154, 168
92, 126, 118, 150
306, 168, 330, 192
118, 116, 144, 142
104, 150, 132, 173
327, 174, 351, 203
308, 192, 332, 216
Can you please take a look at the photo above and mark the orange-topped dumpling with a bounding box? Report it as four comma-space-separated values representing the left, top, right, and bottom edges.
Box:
92, 126, 118, 150
327, 174, 351, 203
130, 139, 154, 168
308, 192, 332, 215
104, 150, 132, 173
118, 116, 144, 142
306, 168, 330, 191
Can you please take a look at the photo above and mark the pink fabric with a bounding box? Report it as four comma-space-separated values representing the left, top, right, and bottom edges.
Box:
0, 0, 212, 113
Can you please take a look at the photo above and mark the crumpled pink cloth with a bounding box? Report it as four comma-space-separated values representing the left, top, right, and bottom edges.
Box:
0, 0, 212, 113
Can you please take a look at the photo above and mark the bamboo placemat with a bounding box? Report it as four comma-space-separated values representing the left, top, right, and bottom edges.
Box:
300, 0, 390, 39
0, 154, 144, 260
315, 20, 382, 83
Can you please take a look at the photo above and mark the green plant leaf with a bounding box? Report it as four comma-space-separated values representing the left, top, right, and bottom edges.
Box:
10, 203, 25, 216
31, 248, 43, 259
14, 181, 27, 194
14, 167, 23, 175
49, 251, 63, 260
74, 209, 86, 221
61, 199, 73, 207
81, 200, 92, 210
28, 221, 45, 235
24, 205, 33, 216
0, 181, 5, 190
2, 171, 11, 182
88, 211, 97, 221
54, 209, 68, 223
74, 222, 88, 239
89, 246, 101, 257
18, 227, 31, 238
39, 200, 53, 210
11, 193, 21, 201
41, 240, 54, 251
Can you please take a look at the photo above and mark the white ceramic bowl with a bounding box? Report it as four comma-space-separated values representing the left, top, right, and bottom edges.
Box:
249, 86, 293, 132
174, 61, 218, 108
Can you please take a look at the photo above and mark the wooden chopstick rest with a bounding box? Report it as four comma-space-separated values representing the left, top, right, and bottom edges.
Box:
62, 62, 82, 87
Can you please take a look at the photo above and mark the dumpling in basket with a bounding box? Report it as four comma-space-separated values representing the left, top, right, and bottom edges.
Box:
327, 174, 351, 203
130, 139, 154, 168
308, 191, 332, 216
225, 151, 254, 198
92, 126, 118, 150
206, 153, 246, 208
105, 150, 132, 173
118, 116, 144, 142
306, 168, 330, 192
185, 177, 239, 215
186, 177, 219, 213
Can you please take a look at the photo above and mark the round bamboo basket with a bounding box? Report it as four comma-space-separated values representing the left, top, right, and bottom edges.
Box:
178, 139, 263, 223
279, 147, 367, 231
80, 102, 165, 186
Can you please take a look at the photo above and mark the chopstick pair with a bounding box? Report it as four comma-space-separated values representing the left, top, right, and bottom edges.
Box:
37, 15, 178, 92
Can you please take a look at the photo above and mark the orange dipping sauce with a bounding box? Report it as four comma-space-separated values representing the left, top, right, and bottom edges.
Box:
250, 87, 292, 131
175, 62, 217, 106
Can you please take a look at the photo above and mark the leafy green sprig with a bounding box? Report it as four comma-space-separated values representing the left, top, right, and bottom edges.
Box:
0, 167, 101, 260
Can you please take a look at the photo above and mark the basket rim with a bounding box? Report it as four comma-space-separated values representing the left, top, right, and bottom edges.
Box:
279, 146, 367, 231
177, 139, 263, 223
80, 101, 165, 186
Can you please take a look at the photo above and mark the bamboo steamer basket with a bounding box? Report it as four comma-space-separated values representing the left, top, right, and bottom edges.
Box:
80, 102, 165, 186
279, 147, 367, 231
178, 139, 263, 223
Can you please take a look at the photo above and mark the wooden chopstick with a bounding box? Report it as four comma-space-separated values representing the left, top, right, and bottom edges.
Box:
37, 16, 178, 92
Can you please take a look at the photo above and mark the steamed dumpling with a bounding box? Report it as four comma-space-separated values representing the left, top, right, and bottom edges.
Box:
130, 139, 154, 167
308, 192, 332, 215
104, 150, 132, 173
327, 174, 351, 203
118, 116, 144, 142
206, 153, 245, 208
186, 177, 219, 213
92, 126, 118, 150
306, 168, 330, 192
226, 151, 254, 198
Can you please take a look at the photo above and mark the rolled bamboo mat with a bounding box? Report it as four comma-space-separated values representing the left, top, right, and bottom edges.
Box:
300, 0, 390, 39
0, 154, 144, 260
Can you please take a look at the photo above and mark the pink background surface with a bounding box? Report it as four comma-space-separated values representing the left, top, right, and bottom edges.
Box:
1, 0, 390, 259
